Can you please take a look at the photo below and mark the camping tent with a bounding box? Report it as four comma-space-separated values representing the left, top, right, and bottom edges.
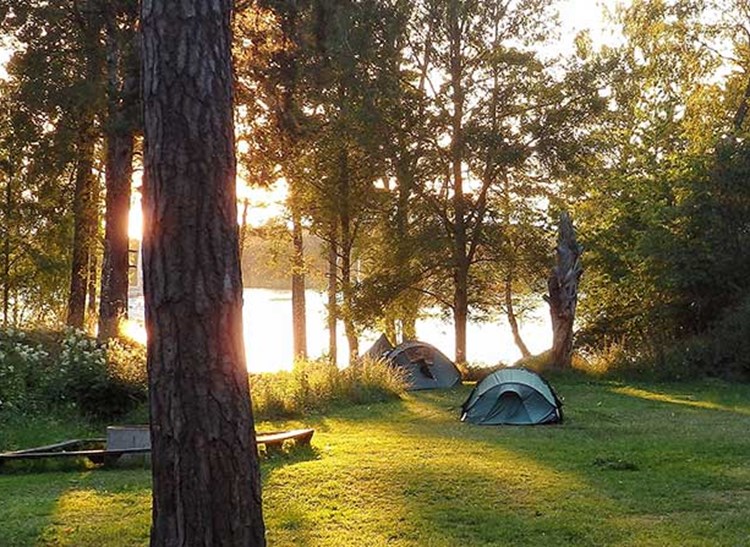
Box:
361, 334, 395, 362
460, 368, 563, 425
385, 341, 461, 390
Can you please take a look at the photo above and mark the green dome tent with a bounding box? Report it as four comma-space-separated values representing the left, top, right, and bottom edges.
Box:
385, 341, 461, 391
461, 368, 563, 425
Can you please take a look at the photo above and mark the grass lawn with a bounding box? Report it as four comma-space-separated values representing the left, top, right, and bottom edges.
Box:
1, 376, 750, 546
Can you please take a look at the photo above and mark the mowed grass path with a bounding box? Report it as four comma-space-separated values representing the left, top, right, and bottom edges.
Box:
1, 378, 750, 546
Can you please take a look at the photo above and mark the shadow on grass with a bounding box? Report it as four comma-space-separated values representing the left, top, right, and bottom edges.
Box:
263, 381, 750, 545
0, 441, 320, 545
610, 384, 750, 416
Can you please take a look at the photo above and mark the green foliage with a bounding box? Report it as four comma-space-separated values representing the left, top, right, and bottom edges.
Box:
46, 330, 147, 419
0, 328, 50, 412
568, 0, 750, 377
0, 328, 146, 419
250, 358, 407, 420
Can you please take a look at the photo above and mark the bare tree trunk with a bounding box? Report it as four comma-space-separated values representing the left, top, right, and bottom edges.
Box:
337, 147, 359, 363
340, 247, 359, 363
99, 23, 138, 342
141, 1, 265, 544
67, 122, 98, 329
327, 226, 338, 366
87, 250, 99, 326
67, 9, 102, 331
291, 204, 307, 360
545, 212, 583, 368
505, 275, 531, 358
449, 0, 468, 365
2, 159, 11, 327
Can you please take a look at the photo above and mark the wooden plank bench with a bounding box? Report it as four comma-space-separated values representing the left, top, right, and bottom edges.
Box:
0, 438, 149, 466
256, 428, 314, 453
0, 428, 315, 467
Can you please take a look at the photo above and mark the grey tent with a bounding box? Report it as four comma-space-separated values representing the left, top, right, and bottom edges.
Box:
385, 341, 461, 390
361, 334, 395, 362
461, 368, 563, 425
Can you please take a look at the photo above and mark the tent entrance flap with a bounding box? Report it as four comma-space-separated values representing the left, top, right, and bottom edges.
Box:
384, 341, 461, 391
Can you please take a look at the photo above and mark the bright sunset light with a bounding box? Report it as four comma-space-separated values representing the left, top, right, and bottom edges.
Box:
4, 0, 750, 544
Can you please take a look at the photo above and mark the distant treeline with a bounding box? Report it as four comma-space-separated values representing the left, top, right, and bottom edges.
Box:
241, 229, 327, 291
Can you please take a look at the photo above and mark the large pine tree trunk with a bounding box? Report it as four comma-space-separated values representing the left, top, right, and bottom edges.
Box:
99, 26, 138, 342
141, 1, 265, 544
545, 212, 583, 368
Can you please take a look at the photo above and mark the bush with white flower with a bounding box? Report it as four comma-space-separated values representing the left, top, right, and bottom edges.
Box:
0, 328, 147, 418
46, 329, 147, 418
0, 328, 51, 411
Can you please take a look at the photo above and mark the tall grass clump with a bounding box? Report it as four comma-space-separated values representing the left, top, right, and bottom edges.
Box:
251, 357, 407, 420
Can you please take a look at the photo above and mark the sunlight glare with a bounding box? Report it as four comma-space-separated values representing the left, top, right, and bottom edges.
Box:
119, 319, 148, 346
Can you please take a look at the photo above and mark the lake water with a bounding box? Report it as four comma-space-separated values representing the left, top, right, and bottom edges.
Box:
129, 289, 552, 373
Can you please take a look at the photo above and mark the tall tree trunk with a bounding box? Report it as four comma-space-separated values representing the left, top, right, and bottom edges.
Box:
337, 147, 358, 363
505, 275, 531, 358
449, 0, 468, 364
87, 250, 98, 326
141, 1, 265, 544
2, 159, 11, 326
340, 246, 359, 363
67, 122, 98, 329
291, 203, 307, 360
545, 212, 583, 368
327, 225, 338, 366
67, 8, 102, 331
99, 25, 138, 342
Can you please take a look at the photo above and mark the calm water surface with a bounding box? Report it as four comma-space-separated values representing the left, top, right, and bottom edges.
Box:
129, 289, 551, 373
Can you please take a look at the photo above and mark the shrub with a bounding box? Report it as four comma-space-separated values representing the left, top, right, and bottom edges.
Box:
459, 362, 507, 383
575, 337, 710, 382
0, 328, 51, 412
251, 357, 406, 420
47, 330, 147, 419
0, 328, 147, 419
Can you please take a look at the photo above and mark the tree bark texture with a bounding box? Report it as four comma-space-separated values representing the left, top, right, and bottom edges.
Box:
449, 0, 468, 365
141, 1, 265, 545
291, 205, 307, 360
337, 148, 359, 363
2, 157, 12, 326
66, 120, 99, 329
327, 225, 338, 366
545, 212, 583, 368
99, 23, 139, 342
66, 7, 103, 330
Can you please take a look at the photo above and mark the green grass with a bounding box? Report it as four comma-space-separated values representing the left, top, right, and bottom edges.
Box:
2, 377, 750, 545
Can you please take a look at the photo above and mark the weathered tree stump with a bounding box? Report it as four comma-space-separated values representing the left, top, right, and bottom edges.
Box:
544, 212, 583, 368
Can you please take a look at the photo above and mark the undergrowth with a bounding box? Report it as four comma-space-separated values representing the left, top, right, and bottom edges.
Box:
251, 358, 407, 419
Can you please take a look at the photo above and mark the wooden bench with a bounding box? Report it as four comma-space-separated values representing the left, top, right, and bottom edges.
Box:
0, 428, 315, 467
256, 428, 315, 453
0, 438, 150, 466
